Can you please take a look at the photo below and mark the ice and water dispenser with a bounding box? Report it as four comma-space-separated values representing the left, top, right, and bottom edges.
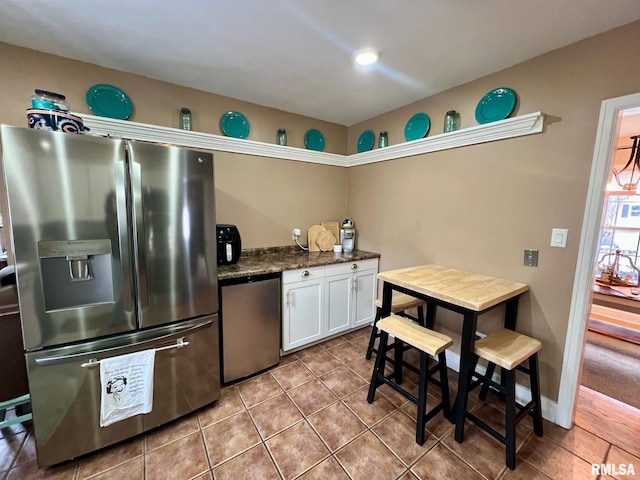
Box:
38, 239, 114, 311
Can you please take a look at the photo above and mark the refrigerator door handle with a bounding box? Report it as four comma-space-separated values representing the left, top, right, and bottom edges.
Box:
130, 161, 149, 310
115, 161, 134, 314
33, 318, 212, 367
80, 338, 190, 367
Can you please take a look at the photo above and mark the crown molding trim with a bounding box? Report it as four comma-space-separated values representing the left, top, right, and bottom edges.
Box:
79, 111, 544, 168
80, 114, 348, 167
346, 112, 544, 166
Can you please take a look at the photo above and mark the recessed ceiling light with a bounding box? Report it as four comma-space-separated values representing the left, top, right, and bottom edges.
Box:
353, 48, 380, 66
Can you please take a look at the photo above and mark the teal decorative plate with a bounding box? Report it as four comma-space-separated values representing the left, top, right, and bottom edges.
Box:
475, 87, 516, 124
304, 129, 325, 151
357, 130, 375, 152
86, 84, 133, 120
220, 111, 250, 138
404, 113, 430, 141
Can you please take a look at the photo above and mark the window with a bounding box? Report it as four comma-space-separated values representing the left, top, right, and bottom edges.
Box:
596, 194, 640, 283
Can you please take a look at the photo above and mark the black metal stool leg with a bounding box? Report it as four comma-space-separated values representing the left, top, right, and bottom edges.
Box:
529, 353, 543, 436
438, 351, 451, 418
505, 369, 517, 470
479, 362, 496, 401
367, 330, 389, 403
416, 351, 429, 445
366, 307, 383, 360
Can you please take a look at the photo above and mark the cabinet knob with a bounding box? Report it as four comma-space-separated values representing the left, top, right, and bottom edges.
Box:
351, 263, 358, 269
301, 270, 310, 277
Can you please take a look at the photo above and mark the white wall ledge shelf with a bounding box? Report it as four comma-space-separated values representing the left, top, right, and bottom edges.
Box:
347, 112, 544, 166
81, 111, 544, 168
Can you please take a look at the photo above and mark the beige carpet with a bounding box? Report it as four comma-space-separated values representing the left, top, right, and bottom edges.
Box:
581, 330, 640, 409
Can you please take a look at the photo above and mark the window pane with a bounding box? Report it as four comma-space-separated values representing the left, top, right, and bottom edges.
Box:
597, 228, 615, 258
603, 196, 621, 227
612, 230, 640, 257
615, 197, 640, 228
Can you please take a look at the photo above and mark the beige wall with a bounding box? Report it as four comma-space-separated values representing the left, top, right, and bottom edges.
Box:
215, 152, 346, 247
2, 19, 640, 403
0, 42, 348, 249
347, 20, 640, 401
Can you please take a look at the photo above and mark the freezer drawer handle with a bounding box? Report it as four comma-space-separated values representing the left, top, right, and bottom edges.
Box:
80, 338, 190, 368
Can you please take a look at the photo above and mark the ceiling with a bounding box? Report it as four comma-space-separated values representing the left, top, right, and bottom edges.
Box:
2, 1, 640, 126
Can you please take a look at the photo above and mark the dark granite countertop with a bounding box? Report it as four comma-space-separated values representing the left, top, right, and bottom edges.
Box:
217, 246, 380, 280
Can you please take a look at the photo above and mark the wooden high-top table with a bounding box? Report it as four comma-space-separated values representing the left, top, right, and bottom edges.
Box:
377, 264, 529, 442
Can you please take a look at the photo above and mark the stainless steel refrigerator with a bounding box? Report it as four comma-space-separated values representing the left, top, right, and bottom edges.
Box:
0, 125, 220, 467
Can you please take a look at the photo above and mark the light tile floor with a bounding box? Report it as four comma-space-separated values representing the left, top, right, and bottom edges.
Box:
1, 326, 638, 479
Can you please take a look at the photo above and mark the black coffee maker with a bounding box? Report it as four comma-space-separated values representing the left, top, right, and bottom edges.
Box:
216, 224, 241, 265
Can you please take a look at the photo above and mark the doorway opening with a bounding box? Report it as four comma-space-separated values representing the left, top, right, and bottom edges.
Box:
556, 92, 640, 429
589, 106, 640, 345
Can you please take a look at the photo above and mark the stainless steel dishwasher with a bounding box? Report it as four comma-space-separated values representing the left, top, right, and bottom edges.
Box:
220, 273, 281, 384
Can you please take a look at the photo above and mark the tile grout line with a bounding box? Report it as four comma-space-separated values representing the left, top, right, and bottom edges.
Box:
276, 334, 402, 479
8, 326, 625, 479
226, 363, 344, 479
277, 357, 360, 479
196, 420, 215, 480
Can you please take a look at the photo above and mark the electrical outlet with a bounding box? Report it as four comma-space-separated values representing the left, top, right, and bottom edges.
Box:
292, 228, 301, 240
524, 249, 539, 267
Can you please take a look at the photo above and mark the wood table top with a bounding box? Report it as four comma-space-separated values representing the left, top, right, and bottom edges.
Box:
377, 264, 529, 311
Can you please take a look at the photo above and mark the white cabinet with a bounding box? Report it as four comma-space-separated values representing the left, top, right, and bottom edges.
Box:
282, 258, 378, 351
282, 266, 324, 351
324, 270, 353, 336
352, 263, 378, 328
324, 258, 378, 334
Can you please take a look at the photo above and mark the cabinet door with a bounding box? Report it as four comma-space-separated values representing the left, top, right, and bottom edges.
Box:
325, 272, 352, 336
282, 279, 323, 351
353, 268, 378, 328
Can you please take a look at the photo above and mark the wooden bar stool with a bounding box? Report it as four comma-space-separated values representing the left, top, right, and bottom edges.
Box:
367, 314, 452, 444
366, 293, 427, 360
463, 328, 543, 470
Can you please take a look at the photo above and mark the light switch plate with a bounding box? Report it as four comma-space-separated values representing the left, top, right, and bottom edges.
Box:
550, 228, 568, 248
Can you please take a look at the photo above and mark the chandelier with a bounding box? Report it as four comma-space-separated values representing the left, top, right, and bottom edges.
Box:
612, 135, 640, 191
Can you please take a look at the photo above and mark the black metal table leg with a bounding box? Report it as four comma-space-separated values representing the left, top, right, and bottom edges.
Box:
504, 297, 519, 330
453, 310, 478, 442
500, 297, 521, 392
425, 302, 437, 329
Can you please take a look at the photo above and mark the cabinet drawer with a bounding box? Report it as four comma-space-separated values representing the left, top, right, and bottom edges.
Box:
282, 266, 324, 284
324, 258, 378, 276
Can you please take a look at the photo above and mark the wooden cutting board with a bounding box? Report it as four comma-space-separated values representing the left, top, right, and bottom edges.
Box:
321, 221, 340, 245
316, 230, 336, 251
307, 225, 325, 252
308, 224, 336, 251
